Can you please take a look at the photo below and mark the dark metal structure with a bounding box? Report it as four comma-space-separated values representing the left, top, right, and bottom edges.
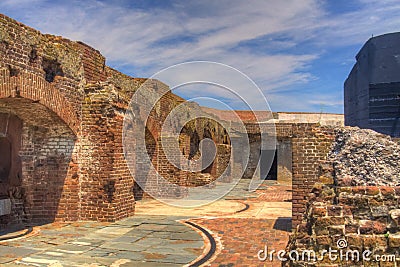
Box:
345, 32, 400, 137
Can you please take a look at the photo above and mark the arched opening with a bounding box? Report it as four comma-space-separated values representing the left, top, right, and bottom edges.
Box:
0, 98, 77, 229
0, 113, 22, 200
260, 149, 277, 180
133, 126, 157, 201
188, 130, 200, 160
201, 128, 215, 176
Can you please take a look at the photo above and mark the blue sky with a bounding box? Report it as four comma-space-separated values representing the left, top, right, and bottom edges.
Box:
1, 0, 400, 113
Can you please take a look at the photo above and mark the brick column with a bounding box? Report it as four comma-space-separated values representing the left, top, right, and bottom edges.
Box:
79, 86, 134, 221
291, 124, 335, 229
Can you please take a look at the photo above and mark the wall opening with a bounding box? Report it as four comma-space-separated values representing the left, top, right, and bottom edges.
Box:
276, 139, 293, 184
133, 126, 157, 201
201, 128, 215, 176
0, 113, 23, 201
42, 58, 64, 83
0, 137, 11, 184
0, 98, 77, 228
188, 130, 200, 160
260, 150, 277, 180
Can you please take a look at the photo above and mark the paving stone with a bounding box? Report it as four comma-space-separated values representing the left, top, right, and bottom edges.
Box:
134, 223, 167, 231
95, 226, 133, 235
113, 219, 143, 227
112, 235, 144, 243
111, 251, 146, 261
0, 258, 15, 264
0, 179, 290, 266
169, 232, 201, 241
17, 256, 61, 266
7, 240, 56, 250
145, 231, 172, 239
83, 248, 120, 257
124, 229, 153, 237
133, 237, 168, 247
53, 243, 94, 255
2, 263, 24, 267
67, 238, 105, 247
57, 255, 119, 266
100, 241, 151, 252
0, 246, 39, 263
143, 253, 197, 264
158, 225, 190, 232
145, 245, 197, 255
165, 240, 205, 249
1, 215, 203, 265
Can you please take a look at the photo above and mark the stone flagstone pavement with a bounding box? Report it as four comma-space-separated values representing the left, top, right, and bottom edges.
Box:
0, 180, 292, 266
0, 216, 203, 266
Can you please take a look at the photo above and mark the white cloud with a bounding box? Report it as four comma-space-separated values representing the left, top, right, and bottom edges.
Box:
0, 0, 43, 6
2, 1, 323, 67
1, 0, 398, 112
313, 0, 400, 46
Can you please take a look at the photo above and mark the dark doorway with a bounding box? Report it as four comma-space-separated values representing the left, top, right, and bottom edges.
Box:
260, 149, 277, 180
0, 137, 11, 183
133, 127, 157, 201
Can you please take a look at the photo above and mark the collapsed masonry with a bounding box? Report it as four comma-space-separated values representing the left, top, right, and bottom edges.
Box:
0, 14, 344, 231
0, 14, 233, 228
286, 127, 400, 266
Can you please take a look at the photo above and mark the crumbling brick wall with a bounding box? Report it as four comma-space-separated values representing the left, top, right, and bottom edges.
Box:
287, 127, 400, 266
0, 13, 344, 230
0, 14, 231, 228
0, 13, 137, 225
0, 99, 79, 226
291, 124, 335, 229
237, 122, 336, 229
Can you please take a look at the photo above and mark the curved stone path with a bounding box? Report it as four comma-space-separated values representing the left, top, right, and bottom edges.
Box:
0, 180, 292, 266
136, 180, 292, 266
0, 216, 204, 266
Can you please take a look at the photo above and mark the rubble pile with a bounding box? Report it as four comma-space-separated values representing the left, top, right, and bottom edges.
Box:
330, 127, 400, 186
286, 127, 400, 266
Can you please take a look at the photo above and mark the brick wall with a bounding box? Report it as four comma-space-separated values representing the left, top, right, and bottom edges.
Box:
0, 98, 78, 226
287, 160, 400, 266
228, 122, 336, 230
0, 14, 341, 231
291, 124, 335, 229
0, 14, 233, 228
0, 14, 137, 226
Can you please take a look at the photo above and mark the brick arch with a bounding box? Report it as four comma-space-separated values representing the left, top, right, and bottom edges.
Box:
0, 68, 81, 134
188, 129, 201, 160
0, 97, 79, 224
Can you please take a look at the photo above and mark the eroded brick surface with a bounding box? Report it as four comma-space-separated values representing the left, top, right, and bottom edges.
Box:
0, 13, 341, 236
287, 127, 400, 266
0, 14, 234, 228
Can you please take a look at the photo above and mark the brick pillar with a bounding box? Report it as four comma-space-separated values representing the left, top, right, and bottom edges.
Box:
291, 124, 335, 230
179, 134, 190, 187
216, 144, 232, 182
79, 86, 134, 221
110, 115, 135, 220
